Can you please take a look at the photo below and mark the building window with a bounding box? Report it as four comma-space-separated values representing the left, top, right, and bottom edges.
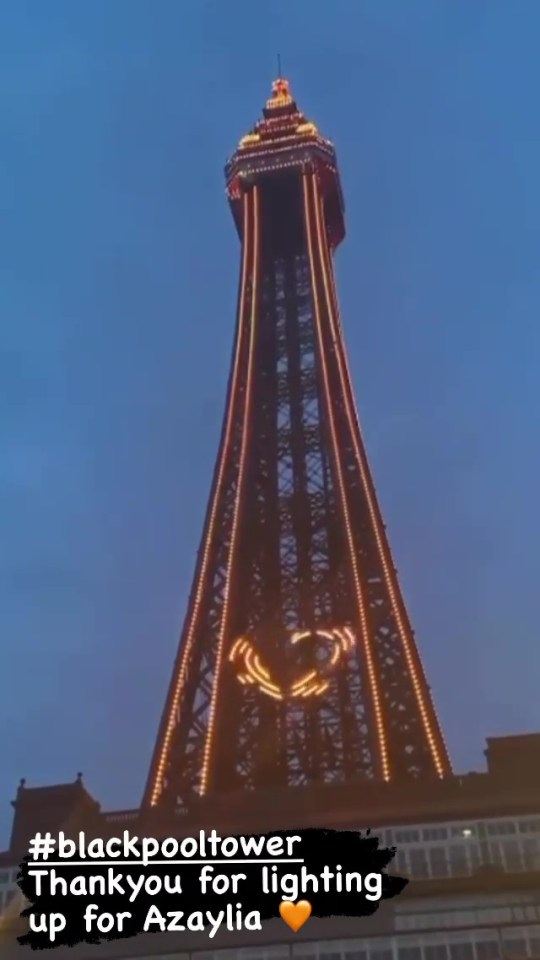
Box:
429, 847, 450, 877
450, 826, 475, 838
486, 821, 517, 837
468, 846, 482, 871
408, 848, 430, 879
425, 914, 445, 930
480, 907, 512, 924
369, 948, 393, 960
399, 948, 422, 960
512, 906, 540, 923
395, 914, 419, 932
474, 941, 500, 960
501, 940, 527, 958
518, 819, 540, 835
424, 946, 448, 960
502, 840, 524, 871
448, 845, 470, 876
423, 828, 448, 842
521, 837, 540, 869
448, 944, 474, 960
398, 947, 422, 960
395, 830, 421, 844
501, 928, 536, 958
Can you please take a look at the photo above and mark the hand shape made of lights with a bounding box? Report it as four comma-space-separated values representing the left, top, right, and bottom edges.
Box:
228, 626, 355, 701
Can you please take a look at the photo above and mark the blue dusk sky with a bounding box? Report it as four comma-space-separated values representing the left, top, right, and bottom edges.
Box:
1, 1, 539, 843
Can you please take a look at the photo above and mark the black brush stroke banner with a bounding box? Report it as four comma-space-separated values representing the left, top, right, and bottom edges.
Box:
17, 828, 407, 949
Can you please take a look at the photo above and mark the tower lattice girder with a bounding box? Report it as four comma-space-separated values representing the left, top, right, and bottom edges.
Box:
144, 79, 451, 811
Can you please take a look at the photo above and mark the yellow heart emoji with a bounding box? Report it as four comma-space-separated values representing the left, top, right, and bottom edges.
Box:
279, 899, 312, 932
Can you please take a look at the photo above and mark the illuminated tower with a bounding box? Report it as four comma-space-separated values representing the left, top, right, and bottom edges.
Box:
144, 79, 451, 811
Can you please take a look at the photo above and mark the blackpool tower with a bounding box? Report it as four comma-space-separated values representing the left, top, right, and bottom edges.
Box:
143, 78, 452, 813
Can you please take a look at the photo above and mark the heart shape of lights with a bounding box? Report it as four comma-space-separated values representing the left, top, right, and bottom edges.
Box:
228, 626, 354, 701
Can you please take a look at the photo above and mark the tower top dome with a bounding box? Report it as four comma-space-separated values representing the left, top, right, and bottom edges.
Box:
266, 76, 294, 110
225, 78, 345, 248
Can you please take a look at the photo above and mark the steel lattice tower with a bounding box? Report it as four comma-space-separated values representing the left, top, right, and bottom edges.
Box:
144, 79, 451, 812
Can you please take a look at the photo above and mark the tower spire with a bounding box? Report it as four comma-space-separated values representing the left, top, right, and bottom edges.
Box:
144, 82, 451, 813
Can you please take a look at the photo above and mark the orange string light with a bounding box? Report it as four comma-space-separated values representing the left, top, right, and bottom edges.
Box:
200, 185, 261, 795
302, 172, 391, 781
147, 190, 254, 806
312, 179, 450, 778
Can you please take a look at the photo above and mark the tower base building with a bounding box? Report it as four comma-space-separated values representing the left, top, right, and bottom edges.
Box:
2, 734, 540, 959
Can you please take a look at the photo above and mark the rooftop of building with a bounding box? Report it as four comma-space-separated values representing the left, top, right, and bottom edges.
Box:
1, 733, 539, 863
